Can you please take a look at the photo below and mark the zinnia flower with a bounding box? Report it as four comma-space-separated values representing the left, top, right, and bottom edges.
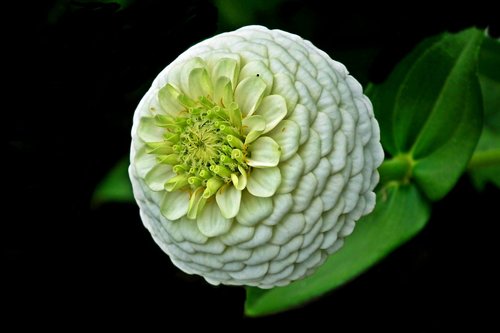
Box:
129, 25, 383, 288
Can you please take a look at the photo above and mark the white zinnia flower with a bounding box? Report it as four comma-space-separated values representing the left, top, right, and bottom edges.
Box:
129, 25, 383, 288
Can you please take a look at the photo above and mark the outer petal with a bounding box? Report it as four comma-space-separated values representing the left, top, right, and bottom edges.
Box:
254, 95, 288, 134
145, 164, 175, 191
247, 167, 281, 197
235, 76, 267, 117
216, 184, 242, 219
160, 190, 189, 220
213, 77, 234, 107
231, 166, 248, 191
197, 200, 232, 237
242, 115, 266, 144
211, 57, 240, 90
157, 84, 184, 115
236, 191, 273, 226
137, 117, 164, 143
239, 60, 274, 95
188, 67, 213, 98
267, 119, 301, 162
246, 136, 281, 167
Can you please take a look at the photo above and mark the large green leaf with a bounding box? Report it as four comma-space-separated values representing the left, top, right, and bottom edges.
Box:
368, 28, 484, 201
92, 157, 134, 206
469, 36, 500, 189
366, 36, 440, 155
245, 184, 430, 317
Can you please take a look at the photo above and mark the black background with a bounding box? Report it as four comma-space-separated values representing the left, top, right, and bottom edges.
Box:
4, 0, 499, 330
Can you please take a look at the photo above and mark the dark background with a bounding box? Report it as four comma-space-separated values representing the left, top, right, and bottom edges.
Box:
4, 0, 499, 329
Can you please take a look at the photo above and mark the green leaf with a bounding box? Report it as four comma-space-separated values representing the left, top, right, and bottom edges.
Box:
368, 28, 484, 200
214, 0, 286, 29
92, 157, 134, 206
366, 36, 440, 155
469, 36, 500, 189
245, 184, 430, 317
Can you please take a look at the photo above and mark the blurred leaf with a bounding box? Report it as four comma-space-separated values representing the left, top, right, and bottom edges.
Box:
215, 0, 286, 30
469, 36, 500, 189
92, 157, 133, 205
368, 28, 484, 200
48, 0, 134, 24
245, 184, 430, 317
74, 0, 134, 8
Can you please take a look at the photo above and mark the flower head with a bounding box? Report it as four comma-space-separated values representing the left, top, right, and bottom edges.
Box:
130, 25, 383, 288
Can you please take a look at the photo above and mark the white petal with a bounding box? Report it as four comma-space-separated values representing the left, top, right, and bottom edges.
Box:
329, 131, 347, 173
216, 184, 242, 219
247, 136, 281, 167
178, 217, 208, 244
160, 190, 189, 220
297, 234, 323, 263
239, 60, 274, 95
137, 117, 164, 142
213, 77, 234, 106
291, 172, 317, 213
144, 164, 174, 191
288, 103, 310, 144
197, 200, 232, 237
312, 157, 332, 196
188, 67, 213, 98
234, 76, 267, 117
277, 154, 304, 194
267, 119, 300, 162
272, 72, 298, 116
350, 142, 365, 176
274, 235, 303, 261
247, 167, 281, 197
312, 111, 334, 156
239, 225, 273, 249
134, 145, 157, 178
262, 193, 293, 226
190, 238, 225, 254
157, 84, 184, 116
242, 115, 266, 144
218, 246, 251, 262
211, 57, 240, 90
244, 244, 280, 265
180, 57, 206, 96
187, 187, 206, 219
220, 222, 255, 246
236, 191, 273, 226
204, 51, 240, 73
343, 173, 363, 213
254, 95, 287, 134
270, 213, 306, 245
303, 197, 323, 230
231, 166, 247, 190
270, 250, 299, 273
321, 173, 345, 211
298, 129, 321, 173
229, 263, 269, 281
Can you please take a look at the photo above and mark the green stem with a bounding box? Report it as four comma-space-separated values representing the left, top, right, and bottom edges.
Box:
468, 149, 500, 170
378, 154, 414, 185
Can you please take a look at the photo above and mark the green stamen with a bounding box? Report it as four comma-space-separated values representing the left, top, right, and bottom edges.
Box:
146, 88, 253, 218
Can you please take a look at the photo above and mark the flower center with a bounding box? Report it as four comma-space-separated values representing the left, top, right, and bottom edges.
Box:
183, 122, 219, 163
147, 92, 250, 207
